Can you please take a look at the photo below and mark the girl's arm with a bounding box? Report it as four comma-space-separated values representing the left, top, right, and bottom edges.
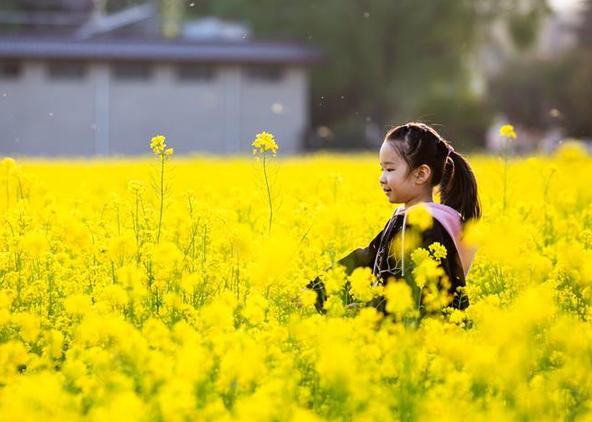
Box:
305, 223, 387, 314
334, 228, 383, 274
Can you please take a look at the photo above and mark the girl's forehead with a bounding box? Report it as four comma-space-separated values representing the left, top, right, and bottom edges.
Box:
379, 141, 402, 163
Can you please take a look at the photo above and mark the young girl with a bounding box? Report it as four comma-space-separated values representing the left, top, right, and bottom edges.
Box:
306, 122, 481, 316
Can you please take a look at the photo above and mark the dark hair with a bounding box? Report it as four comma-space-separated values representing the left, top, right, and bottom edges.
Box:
385, 122, 481, 223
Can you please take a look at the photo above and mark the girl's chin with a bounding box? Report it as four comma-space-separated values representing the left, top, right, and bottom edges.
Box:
384, 189, 397, 202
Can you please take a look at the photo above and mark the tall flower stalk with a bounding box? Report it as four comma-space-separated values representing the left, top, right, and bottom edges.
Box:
2, 157, 16, 211
150, 134, 174, 243
499, 124, 516, 214
251, 131, 279, 234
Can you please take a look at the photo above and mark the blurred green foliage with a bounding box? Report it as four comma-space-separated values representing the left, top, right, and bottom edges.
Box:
488, 0, 592, 139
183, 0, 548, 150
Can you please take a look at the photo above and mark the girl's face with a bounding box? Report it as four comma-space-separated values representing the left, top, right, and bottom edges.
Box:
378, 141, 419, 204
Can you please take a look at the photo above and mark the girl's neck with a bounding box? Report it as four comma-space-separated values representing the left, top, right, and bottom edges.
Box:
404, 193, 434, 209
394, 195, 434, 217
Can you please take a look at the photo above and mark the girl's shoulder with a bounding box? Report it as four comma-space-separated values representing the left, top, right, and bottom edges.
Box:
410, 203, 461, 236
395, 202, 461, 233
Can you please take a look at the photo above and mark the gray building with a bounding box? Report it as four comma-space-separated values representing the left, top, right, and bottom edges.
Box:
0, 8, 323, 157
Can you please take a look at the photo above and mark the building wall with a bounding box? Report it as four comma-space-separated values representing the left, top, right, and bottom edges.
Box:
108, 63, 228, 155
0, 60, 96, 157
0, 59, 309, 157
240, 66, 308, 155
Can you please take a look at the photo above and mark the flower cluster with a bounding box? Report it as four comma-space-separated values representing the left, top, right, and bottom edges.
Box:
2, 157, 16, 172
150, 134, 174, 157
410, 245, 445, 289
251, 131, 279, 156
407, 203, 433, 231
0, 149, 590, 420
499, 124, 517, 139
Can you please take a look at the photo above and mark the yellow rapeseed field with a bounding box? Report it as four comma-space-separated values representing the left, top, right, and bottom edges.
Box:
0, 135, 591, 421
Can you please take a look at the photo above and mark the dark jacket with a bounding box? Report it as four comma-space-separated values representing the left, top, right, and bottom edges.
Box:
305, 211, 469, 316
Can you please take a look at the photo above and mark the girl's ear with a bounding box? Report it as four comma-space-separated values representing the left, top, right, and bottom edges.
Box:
414, 164, 432, 185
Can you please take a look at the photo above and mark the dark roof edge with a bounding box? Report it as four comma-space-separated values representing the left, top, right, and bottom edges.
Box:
0, 35, 325, 65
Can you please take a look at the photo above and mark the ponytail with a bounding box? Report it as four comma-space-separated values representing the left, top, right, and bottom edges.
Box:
440, 150, 481, 223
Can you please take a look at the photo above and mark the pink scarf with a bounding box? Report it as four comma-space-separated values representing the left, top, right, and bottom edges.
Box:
393, 201, 477, 277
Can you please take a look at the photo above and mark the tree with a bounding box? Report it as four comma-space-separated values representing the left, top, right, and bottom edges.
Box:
488, 0, 592, 139
183, 0, 549, 149
576, 0, 592, 49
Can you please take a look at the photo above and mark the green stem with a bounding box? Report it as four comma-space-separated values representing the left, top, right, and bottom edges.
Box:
157, 154, 165, 243
5, 167, 9, 210
116, 203, 121, 235
262, 152, 273, 233
16, 175, 24, 201
134, 192, 139, 242
502, 137, 509, 214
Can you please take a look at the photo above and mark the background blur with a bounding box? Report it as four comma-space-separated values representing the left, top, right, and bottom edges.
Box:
0, 0, 590, 156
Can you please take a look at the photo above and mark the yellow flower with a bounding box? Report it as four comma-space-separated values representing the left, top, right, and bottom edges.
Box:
410, 247, 430, 265
554, 140, 589, 161
180, 272, 202, 296
251, 131, 279, 155
322, 265, 348, 295
64, 294, 93, 316
579, 229, 592, 249
242, 292, 268, 324
150, 134, 167, 154
97, 284, 129, 309
107, 234, 135, 263
316, 335, 356, 387
384, 279, 414, 316
411, 249, 444, 289
349, 267, 375, 302
12, 312, 40, 343
1, 157, 16, 173
499, 124, 517, 139
299, 289, 317, 307
407, 203, 433, 231
325, 295, 345, 316
43, 329, 64, 360
164, 147, 174, 156
21, 231, 50, 259
428, 242, 448, 262
448, 309, 466, 325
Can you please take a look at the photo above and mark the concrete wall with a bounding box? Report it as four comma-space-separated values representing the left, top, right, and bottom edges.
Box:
0, 59, 309, 157
240, 66, 308, 155
0, 60, 96, 156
